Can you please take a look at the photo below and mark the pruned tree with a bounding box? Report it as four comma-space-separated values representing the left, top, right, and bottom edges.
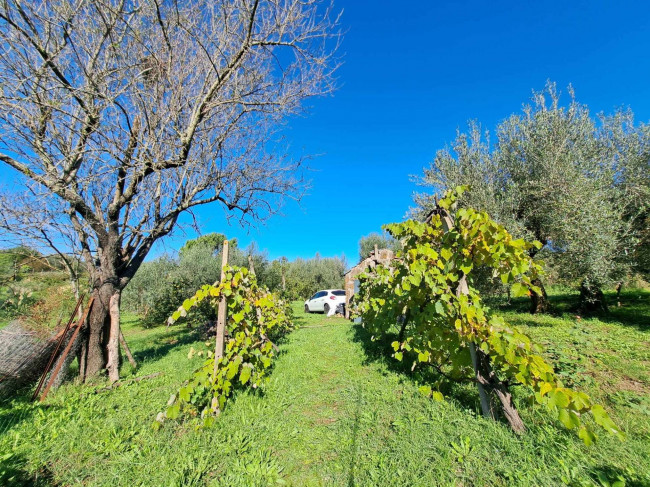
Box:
0, 0, 340, 381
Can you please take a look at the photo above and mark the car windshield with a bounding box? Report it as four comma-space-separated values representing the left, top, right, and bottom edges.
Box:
331, 290, 345, 296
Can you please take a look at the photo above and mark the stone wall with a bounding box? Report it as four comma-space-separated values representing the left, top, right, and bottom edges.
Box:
344, 248, 394, 319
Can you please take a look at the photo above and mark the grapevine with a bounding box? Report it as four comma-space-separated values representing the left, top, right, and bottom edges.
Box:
155, 266, 294, 428
354, 186, 623, 445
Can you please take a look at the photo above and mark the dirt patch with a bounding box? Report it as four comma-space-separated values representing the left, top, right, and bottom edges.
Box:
314, 416, 338, 425
619, 376, 649, 394
302, 399, 342, 426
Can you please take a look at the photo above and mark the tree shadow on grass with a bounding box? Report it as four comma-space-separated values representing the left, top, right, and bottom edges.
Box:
348, 322, 588, 455
588, 465, 650, 487
597, 291, 650, 332
0, 395, 37, 436
346, 385, 362, 487
350, 323, 484, 416
131, 327, 202, 364
486, 290, 650, 332
0, 453, 55, 486
292, 313, 309, 327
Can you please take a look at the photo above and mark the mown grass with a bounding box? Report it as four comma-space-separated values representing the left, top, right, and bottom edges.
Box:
0, 295, 649, 486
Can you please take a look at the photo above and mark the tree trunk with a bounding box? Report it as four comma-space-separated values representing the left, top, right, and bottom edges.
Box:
398, 309, 411, 343
470, 342, 526, 433
81, 279, 119, 380
492, 381, 526, 433
50, 332, 83, 390
78, 330, 87, 379
106, 290, 122, 382
469, 342, 495, 421
529, 278, 550, 314
579, 280, 608, 314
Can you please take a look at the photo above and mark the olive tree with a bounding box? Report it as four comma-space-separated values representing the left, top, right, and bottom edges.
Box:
358, 232, 400, 262
0, 0, 340, 381
262, 254, 345, 301
414, 83, 648, 312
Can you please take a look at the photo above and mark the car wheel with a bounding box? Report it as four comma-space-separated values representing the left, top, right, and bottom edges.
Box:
323, 303, 330, 315
304, 304, 310, 313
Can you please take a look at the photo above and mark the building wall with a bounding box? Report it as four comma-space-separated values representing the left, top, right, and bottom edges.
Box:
344, 249, 394, 319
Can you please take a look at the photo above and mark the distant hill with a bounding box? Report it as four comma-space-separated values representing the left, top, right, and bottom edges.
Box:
0, 247, 82, 331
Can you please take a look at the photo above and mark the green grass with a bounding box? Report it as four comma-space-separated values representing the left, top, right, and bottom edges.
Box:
1, 296, 649, 486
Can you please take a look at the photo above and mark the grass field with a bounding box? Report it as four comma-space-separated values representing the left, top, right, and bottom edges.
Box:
1, 293, 649, 486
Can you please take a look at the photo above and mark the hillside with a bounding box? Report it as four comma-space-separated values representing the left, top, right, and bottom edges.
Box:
0, 273, 79, 332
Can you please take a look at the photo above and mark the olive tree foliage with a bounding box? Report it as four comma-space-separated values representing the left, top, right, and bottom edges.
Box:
123, 243, 345, 321
263, 254, 345, 301
178, 233, 228, 257
0, 0, 341, 381
123, 235, 268, 327
413, 83, 649, 312
358, 232, 400, 262
604, 112, 650, 280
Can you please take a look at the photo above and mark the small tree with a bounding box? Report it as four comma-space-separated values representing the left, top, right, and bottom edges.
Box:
356, 187, 623, 443
358, 232, 400, 262
0, 0, 340, 381
178, 233, 227, 257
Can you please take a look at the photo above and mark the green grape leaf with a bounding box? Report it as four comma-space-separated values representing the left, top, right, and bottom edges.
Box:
239, 365, 252, 385
418, 385, 432, 397
166, 404, 180, 420
511, 282, 528, 298
578, 427, 595, 446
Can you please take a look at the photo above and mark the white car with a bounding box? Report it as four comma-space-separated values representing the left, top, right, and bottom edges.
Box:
304, 289, 346, 315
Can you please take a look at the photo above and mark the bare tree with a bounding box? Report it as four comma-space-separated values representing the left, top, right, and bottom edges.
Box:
0, 0, 340, 382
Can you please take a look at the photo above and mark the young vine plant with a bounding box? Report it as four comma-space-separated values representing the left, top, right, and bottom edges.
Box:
354, 186, 623, 445
155, 266, 294, 428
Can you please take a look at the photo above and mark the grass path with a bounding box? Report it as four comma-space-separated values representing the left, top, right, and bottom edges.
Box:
1, 302, 649, 486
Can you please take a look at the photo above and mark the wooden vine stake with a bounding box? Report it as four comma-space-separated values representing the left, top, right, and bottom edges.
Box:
436, 205, 525, 433
213, 240, 229, 377
119, 330, 137, 369
39, 297, 95, 401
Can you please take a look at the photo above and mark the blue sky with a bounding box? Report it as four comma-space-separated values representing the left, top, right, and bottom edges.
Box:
3, 1, 650, 267
169, 0, 650, 265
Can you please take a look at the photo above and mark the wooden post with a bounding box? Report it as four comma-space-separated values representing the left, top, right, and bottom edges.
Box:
280, 256, 286, 291
31, 295, 85, 400
213, 240, 229, 377
374, 244, 379, 259
119, 330, 138, 369
248, 254, 256, 276
438, 208, 494, 420
39, 297, 94, 401
438, 206, 525, 433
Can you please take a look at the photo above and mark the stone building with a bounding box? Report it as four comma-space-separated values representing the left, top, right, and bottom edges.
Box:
344, 246, 394, 319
